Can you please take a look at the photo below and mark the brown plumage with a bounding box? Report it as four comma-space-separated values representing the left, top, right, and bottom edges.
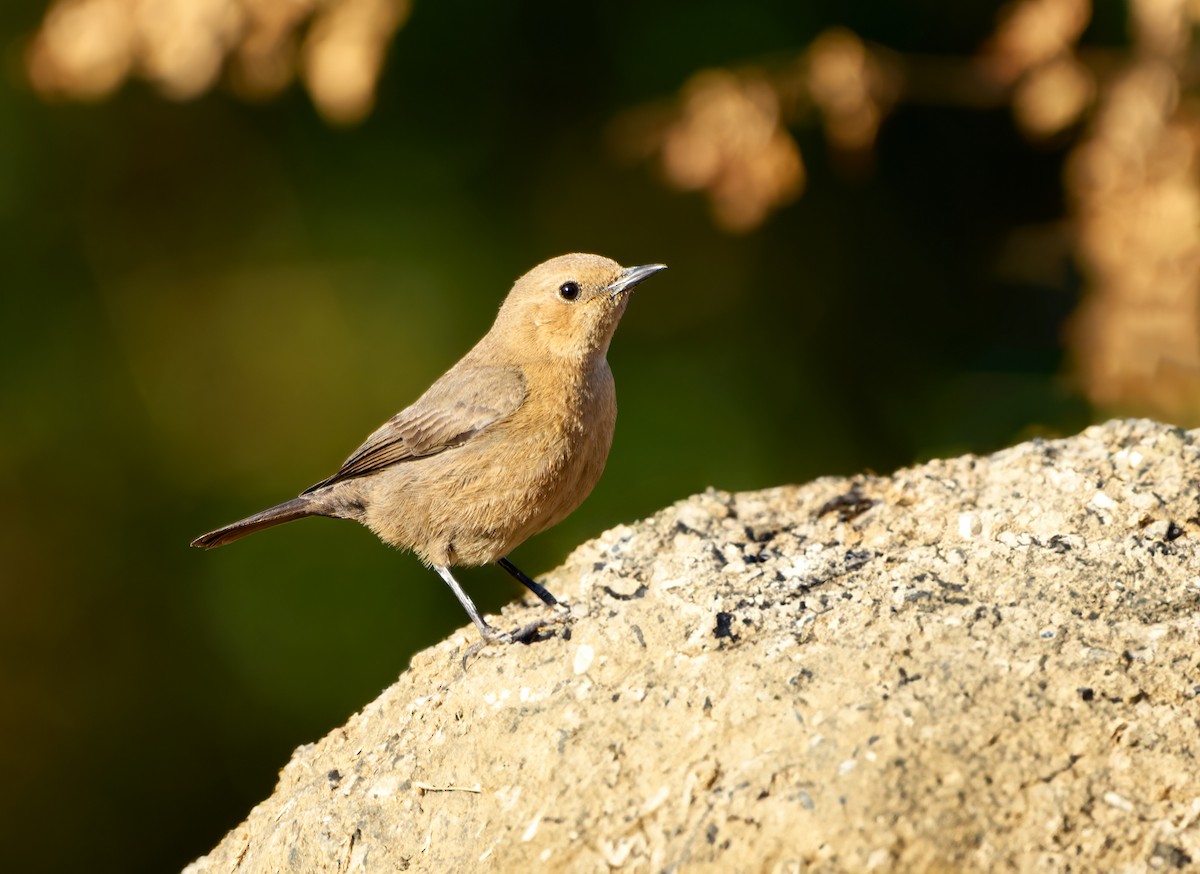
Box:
192, 254, 666, 642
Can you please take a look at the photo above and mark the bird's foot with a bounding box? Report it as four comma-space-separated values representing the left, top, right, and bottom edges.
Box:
464, 607, 574, 661
461, 624, 508, 665
508, 608, 575, 643
497, 607, 575, 644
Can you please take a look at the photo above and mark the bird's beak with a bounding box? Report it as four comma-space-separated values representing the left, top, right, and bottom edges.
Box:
608, 263, 667, 299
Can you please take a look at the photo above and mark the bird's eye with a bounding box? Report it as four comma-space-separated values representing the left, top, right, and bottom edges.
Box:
559, 281, 581, 301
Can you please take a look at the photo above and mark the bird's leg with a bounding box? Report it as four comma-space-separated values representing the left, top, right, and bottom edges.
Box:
433, 564, 512, 644
497, 556, 574, 643
497, 556, 559, 606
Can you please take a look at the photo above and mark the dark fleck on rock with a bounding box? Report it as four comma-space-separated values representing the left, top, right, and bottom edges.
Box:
602, 584, 648, 601
844, 549, 876, 570
714, 612, 736, 639
630, 624, 645, 648
816, 488, 877, 522
1047, 535, 1073, 553
1151, 842, 1192, 868
745, 525, 777, 543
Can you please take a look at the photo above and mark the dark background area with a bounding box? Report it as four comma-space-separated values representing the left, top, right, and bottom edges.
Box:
0, 1, 1149, 871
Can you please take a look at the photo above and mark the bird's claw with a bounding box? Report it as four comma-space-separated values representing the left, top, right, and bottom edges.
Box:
462, 608, 575, 667
481, 625, 514, 645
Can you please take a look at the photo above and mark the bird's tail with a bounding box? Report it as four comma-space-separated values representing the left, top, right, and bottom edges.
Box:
191, 496, 319, 549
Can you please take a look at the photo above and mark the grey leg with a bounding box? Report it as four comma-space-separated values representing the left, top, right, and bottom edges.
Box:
433, 564, 511, 644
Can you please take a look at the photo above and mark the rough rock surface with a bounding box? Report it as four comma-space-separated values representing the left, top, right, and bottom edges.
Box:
186, 419, 1200, 873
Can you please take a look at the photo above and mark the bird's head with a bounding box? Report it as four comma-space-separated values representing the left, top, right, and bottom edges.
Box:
491, 254, 666, 362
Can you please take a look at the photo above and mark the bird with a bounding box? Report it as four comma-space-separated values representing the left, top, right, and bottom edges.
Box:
192, 253, 666, 643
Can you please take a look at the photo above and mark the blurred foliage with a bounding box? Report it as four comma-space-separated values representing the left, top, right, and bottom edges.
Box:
5, 0, 1197, 871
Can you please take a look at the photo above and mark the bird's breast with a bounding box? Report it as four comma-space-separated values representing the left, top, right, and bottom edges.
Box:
496, 358, 617, 529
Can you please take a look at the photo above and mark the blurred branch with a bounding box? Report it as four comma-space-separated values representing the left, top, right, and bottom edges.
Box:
25, 0, 410, 125
609, 0, 1200, 422
1064, 0, 1200, 419
610, 6, 1105, 234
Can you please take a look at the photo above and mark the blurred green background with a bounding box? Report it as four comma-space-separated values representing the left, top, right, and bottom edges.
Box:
3, 0, 1182, 871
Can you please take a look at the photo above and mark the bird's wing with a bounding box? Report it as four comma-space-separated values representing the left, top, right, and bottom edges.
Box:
302, 365, 527, 493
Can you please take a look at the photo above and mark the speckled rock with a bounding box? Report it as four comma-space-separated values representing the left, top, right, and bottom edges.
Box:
184, 419, 1200, 873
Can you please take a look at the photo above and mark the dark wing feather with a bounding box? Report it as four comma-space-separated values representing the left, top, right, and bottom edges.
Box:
302, 366, 527, 493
